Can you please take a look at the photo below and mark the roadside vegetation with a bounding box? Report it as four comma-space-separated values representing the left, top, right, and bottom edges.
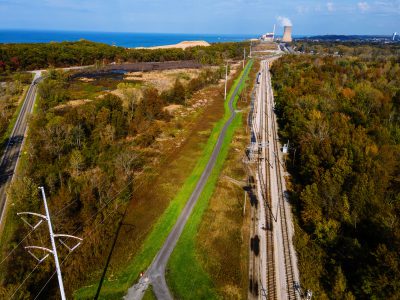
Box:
271, 49, 400, 299
0, 40, 248, 72
0, 72, 32, 150
0, 58, 238, 298
166, 60, 253, 299
143, 285, 156, 300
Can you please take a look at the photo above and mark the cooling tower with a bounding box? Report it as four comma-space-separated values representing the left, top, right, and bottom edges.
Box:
282, 26, 292, 43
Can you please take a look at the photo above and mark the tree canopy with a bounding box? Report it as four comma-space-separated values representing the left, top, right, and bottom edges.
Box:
0, 40, 248, 72
271, 51, 400, 299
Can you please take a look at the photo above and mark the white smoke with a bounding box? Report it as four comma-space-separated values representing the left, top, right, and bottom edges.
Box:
277, 16, 292, 27
358, 2, 370, 12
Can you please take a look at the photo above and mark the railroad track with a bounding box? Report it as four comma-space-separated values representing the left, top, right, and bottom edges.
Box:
260, 165, 277, 300
249, 59, 298, 300
261, 65, 277, 300
248, 82, 260, 299
253, 64, 277, 300
249, 191, 260, 298
266, 65, 296, 300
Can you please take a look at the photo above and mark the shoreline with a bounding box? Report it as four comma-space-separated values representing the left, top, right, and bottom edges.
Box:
134, 40, 211, 50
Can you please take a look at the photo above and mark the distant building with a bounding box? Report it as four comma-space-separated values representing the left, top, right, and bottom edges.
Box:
393, 32, 398, 41
261, 33, 274, 41
282, 26, 293, 43
260, 25, 276, 42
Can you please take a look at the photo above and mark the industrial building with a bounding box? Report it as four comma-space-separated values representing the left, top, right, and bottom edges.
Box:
260, 25, 276, 42
282, 26, 292, 43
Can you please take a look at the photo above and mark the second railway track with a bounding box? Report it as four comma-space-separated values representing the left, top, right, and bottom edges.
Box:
266, 63, 296, 300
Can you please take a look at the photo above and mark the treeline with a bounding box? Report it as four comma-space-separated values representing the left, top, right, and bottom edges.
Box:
271, 53, 400, 299
0, 66, 224, 298
294, 41, 400, 59
0, 40, 247, 72
161, 67, 223, 105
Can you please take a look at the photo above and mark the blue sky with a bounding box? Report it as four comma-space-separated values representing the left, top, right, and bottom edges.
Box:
0, 0, 399, 35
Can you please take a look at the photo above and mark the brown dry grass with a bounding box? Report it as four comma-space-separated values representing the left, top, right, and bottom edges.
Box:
100, 69, 240, 279
71, 63, 244, 290
195, 117, 250, 299
252, 42, 278, 51
194, 60, 259, 299
52, 99, 92, 111
124, 69, 202, 92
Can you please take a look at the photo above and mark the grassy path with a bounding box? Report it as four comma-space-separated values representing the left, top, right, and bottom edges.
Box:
167, 61, 253, 299
74, 61, 253, 299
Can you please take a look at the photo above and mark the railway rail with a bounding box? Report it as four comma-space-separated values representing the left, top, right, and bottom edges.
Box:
266, 63, 297, 300
249, 59, 299, 300
250, 63, 279, 300
259, 66, 277, 300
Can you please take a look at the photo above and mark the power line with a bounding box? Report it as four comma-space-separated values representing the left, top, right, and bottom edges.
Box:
3, 111, 164, 266
33, 249, 73, 300
0, 178, 110, 267
52, 173, 119, 221
33, 270, 56, 300
16, 187, 83, 300
4, 157, 146, 298
33, 206, 120, 300
10, 261, 41, 299
0, 227, 36, 266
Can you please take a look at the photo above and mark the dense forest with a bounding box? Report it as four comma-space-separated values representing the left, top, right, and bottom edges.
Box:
0, 40, 247, 72
0, 65, 225, 298
294, 41, 400, 58
271, 51, 400, 299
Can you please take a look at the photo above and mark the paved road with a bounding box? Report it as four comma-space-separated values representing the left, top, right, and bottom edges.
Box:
0, 72, 42, 227
125, 62, 252, 300
0, 66, 92, 228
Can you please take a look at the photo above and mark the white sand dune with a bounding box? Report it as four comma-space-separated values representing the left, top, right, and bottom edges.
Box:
136, 40, 210, 50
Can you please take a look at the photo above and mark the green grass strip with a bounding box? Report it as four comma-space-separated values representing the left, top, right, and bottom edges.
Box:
74, 60, 253, 299
142, 285, 157, 300
167, 62, 252, 299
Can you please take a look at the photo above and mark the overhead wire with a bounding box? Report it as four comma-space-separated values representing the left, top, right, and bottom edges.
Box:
10, 261, 41, 299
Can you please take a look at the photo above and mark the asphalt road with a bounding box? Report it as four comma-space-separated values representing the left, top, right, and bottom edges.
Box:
0, 73, 42, 227
125, 62, 252, 300
0, 66, 92, 228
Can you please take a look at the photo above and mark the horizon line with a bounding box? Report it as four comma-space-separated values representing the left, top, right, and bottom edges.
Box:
0, 28, 396, 37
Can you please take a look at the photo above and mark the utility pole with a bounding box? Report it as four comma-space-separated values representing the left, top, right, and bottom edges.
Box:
40, 186, 66, 300
17, 187, 82, 300
243, 48, 246, 68
224, 63, 228, 100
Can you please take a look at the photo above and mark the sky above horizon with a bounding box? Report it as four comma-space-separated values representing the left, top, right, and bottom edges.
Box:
0, 0, 399, 36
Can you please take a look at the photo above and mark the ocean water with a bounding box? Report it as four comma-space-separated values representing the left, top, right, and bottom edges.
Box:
0, 30, 256, 47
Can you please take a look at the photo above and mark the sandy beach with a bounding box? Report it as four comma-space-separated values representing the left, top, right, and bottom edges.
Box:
135, 40, 210, 50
